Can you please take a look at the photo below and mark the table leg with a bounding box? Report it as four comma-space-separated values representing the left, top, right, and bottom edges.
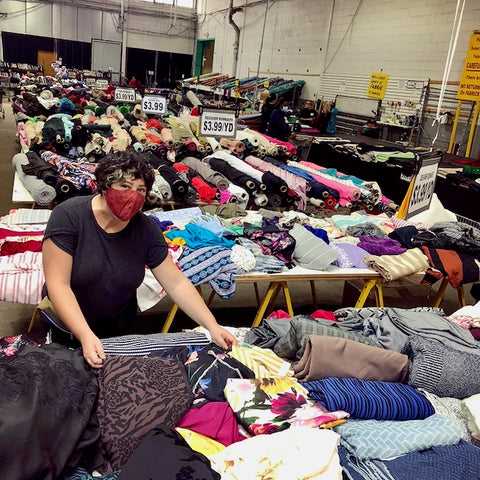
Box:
309, 280, 318, 310
432, 278, 449, 307
373, 278, 384, 307
161, 303, 178, 333
355, 279, 376, 308
457, 285, 466, 307
251, 282, 279, 328
281, 281, 294, 316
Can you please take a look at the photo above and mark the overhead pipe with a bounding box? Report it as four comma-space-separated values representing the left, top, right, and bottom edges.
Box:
228, 0, 241, 78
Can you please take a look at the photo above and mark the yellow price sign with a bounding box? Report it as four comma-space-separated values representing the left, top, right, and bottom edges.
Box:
264, 80, 270, 88
234, 90, 240, 98
367, 72, 389, 99
457, 31, 480, 100
234, 80, 239, 87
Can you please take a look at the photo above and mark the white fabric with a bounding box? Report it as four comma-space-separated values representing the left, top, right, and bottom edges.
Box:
408, 193, 457, 224
461, 393, 480, 440
209, 427, 342, 480
450, 299, 480, 318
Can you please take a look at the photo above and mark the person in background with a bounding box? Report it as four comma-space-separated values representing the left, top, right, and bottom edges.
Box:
299, 100, 318, 126
42, 151, 237, 369
259, 93, 278, 133
129, 74, 142, 89
266, 97, 292, 141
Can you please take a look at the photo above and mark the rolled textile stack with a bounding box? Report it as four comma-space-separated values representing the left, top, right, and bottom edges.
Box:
12, 153, 57, 206
181, 156, 229, 191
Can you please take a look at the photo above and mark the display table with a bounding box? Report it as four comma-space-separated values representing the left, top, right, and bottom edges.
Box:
12, 172, 35, 205
160, 266, 385, 332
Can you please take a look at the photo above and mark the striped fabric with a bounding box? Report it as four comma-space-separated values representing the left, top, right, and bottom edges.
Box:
0, 251, 44, 304
364, 247, 429, 281
229, 344, 293, 378
101, 332, 210, 356
334, 414, 462, 461
302, 377, 435, 420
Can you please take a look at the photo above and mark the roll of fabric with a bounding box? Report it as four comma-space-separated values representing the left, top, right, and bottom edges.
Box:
182, 156, 230, 191
152, 173, 173, 201
219, 138, 245, 155
191, 176, 218, 203
262, 171, 288, 193
267, 192, 282, 207
236, 129, 260, 147
227, 183, 249, 208
206, 156, 259, 192
148, 154, 188, 200
243, 155, 308, 210
12, 153, 57, 206
205, 150, 266, 189
160, 127, 175, 148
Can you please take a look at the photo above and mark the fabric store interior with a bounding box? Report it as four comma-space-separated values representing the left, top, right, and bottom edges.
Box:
2, 0, 480, 479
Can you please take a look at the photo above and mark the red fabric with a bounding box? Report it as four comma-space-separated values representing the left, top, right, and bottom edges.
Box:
172, 163, 190, 173
191, 177, 217, 203
144, 132, 163, 145
310, 309, 337, 321
1, 239, 43, 256
145, 118, 163, 131
0, 228, 44, 240
176, 402, 246, 446
191, 106, 199, 116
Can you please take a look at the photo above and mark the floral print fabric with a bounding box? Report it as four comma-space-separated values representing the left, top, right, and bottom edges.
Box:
224, 377, 349, 435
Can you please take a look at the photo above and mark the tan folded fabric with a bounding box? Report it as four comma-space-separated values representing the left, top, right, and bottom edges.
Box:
293, 335, 409, 383
364, 247, 429, 281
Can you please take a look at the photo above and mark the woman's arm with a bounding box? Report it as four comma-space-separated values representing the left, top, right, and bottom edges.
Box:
42, 238, 106, 368
151, 255, 237, 349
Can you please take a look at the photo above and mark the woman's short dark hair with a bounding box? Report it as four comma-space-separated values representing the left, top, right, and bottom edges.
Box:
95, 150, 154, 193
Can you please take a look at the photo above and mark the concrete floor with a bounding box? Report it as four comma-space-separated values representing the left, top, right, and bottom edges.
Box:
0, 94, 474, 343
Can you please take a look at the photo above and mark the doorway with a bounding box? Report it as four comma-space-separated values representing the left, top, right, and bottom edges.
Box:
37, 51, 57, 77
194, 39, 214, 76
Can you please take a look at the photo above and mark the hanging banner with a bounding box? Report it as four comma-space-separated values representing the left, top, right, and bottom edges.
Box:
457, 30, 480, 100
367, 72, 389, 99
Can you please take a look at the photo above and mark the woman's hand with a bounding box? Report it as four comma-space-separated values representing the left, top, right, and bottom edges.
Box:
80, 332, 106, 369
209, 324, 238, 350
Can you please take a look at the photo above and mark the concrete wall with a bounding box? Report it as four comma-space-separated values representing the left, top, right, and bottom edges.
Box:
196, 0, 480, 100
0, 0, 196, 57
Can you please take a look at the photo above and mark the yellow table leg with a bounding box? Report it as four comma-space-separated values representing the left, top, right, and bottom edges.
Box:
432, 278, 449, 307
251, 282, 278, 328
281, 281, 294, 316
161, 303, 179, 333
373, 278, 384, 307
355, 279, 377, 308
253, 283, 260, 307
457, 285, 466, 307
27, 306, 39, 333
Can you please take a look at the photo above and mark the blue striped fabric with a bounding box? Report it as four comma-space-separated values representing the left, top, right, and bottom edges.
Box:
302, 377, 434, 420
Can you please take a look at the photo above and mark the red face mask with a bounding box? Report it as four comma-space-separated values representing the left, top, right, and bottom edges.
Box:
104, 188, 145, 221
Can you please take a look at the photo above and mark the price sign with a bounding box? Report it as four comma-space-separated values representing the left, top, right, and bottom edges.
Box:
95, 79, 109, 90
264, 80, 270, 88
199, 108, 237, 138
141, 94, 167, 114
115, 87, 136, 103
85, 77, 96, 87
404, 155, 440, 219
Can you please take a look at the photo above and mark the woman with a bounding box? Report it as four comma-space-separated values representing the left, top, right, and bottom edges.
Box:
266, 97, 292, 141
42, 151, 237, 369
259, 93, 278, 133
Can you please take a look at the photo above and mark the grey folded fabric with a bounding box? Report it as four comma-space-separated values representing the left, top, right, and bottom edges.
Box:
12, 153, 56, 206
289, 224, 338, 270
363, 247, 429, 281
380, 307, 480, 354
293, 335, 409, 383
273, 315, 380, 362
402, 335, 480, 399
182, 156, 230, 191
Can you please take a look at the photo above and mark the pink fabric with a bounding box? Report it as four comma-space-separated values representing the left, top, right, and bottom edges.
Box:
176, 402, 246, 446
0, 228, 44, 240
267, 310, 292, 319
299, 161, 362, 203
244, 155, 307, 210
220, 189, 234, 204
259, 133, 297, 155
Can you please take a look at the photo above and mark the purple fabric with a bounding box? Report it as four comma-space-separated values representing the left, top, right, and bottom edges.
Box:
331, 242, 369, 268
357, 236, 406, 256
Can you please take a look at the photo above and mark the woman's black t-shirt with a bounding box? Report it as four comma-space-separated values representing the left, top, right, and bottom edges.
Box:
44, 195, 168, 334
